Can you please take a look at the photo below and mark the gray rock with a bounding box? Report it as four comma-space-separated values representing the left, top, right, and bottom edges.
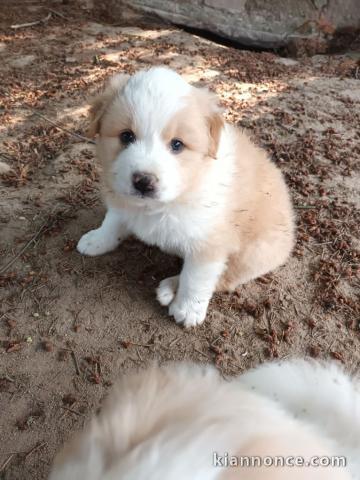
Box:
122, 0, 360, 51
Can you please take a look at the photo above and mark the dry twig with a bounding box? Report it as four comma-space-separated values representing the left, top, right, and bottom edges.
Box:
0, 221, 49, 275
11, 13, 52, 29
47, 9, 68, 20
0, 454, 15, 473
31, 112, 95, 145
60, 406, 84, 417
71, 351, 81, 376
25, 442, 47, 460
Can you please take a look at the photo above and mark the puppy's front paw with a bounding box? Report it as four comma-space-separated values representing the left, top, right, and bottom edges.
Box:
77, 228, 120, 256
169, 297, 208, 328
156, 275, 179, 306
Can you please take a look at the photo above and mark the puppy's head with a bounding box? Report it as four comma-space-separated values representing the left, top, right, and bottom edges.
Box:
89, 67, 223, 204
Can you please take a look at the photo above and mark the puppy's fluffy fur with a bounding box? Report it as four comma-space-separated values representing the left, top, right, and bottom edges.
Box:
49, 359, 358, 480
77, 67, 294, 326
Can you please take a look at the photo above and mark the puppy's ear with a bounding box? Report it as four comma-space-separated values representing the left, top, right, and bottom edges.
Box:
195, 88, 224, 158
87, 73, 130, 138
207, 106, 224, 159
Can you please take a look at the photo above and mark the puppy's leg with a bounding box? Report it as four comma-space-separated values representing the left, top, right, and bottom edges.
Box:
77, 208, 128, 256
169, 257, 225, 327
217, 230, 294, 291
156, 275, 179, 306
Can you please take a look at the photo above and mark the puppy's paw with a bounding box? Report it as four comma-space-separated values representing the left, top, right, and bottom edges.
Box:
169, 297, 208, 328
77, 229, 120, 256
156, 275, 179, 307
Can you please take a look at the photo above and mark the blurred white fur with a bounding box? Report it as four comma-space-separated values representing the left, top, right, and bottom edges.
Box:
49, 359, 359, 480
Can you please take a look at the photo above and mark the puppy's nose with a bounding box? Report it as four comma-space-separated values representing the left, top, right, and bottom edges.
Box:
132, 172, 158, 196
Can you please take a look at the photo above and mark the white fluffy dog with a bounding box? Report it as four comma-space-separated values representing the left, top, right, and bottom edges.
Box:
49, 359, 359, 480
77, 67, 294, 327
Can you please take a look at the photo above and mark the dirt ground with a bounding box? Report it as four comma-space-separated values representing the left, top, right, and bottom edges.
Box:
0, 1, 359, 478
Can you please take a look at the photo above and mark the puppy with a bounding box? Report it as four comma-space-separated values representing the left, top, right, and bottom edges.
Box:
77, 67, 294, 327
49, 359, 358, 480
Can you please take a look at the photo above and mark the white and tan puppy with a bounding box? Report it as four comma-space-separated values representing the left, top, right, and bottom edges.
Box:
77, 67, 294, 327
49, 359, 358, 480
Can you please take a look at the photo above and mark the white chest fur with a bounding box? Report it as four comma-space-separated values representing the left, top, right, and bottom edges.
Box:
121, 202, 215, 257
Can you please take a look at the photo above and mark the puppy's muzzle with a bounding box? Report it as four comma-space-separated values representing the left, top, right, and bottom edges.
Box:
132, 172, 158, 197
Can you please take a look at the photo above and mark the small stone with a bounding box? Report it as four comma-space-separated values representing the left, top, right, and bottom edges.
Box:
309, 345, 320, 358
275, 57, 298, 66
6, 319, 16, 329
43, 341, 54, 352
62, 393, 76, 405
58, 349, 68, 361
10, 54, 36, 68
0, 162, 11, 174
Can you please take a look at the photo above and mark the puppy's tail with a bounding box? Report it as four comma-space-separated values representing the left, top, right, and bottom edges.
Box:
240, 358, 360, 470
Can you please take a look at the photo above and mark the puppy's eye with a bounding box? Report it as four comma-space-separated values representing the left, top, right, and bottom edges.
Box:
120, 130, 136, 146
170, 138, 185, 154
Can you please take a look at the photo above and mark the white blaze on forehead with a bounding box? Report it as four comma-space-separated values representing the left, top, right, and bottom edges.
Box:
122, 67, 192, 136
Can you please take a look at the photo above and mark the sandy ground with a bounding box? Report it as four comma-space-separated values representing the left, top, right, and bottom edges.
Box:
0, 1, 359, 479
